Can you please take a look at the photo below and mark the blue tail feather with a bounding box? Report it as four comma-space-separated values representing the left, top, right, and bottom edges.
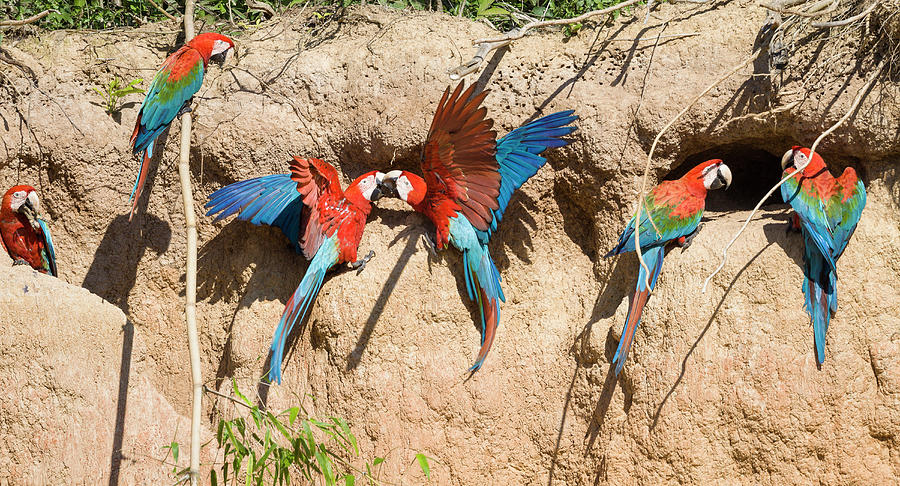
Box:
802, 232, 835, 364
466, 243, 504, 372
268, 238, 338, 384
612, 245, 664, 374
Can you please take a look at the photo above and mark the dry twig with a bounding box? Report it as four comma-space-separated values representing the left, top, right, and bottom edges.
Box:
177, 2, 202, 485
449, 0, 644, 79
701, 60, 887, 293
812, 2, 878, 28
0, 10, 54, 28
245, 0, 276, 17
146, 0, 179, 22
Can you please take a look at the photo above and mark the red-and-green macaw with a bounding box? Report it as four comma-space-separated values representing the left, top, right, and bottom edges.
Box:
206, 157, 385, 384
1, 185, 57, 277
380, 81, 577, 372
606, 160, 732, 375
129, 32, 235, 220
780, 146, 865, 364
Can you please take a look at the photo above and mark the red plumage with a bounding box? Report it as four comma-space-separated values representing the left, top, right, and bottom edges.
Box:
1, 185, 52, 274
288, 156, 374, 263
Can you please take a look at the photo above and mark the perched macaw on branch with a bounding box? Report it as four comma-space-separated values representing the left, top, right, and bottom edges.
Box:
206, 157, 385, 384
1, 185, 58, 277
780, 146, 865, 364
380, 81, 577, 372
129, 32, 235, 220
605, 159, 732, 375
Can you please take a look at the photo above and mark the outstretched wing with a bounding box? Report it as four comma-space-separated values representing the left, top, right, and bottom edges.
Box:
606, 181, 701, 256
289, 157, 354, 259
421, 81, 500, 232
205, 174, 305, 252
37, 218, 58, 277
781, 168, 837, 272
476, 110, 578, 242
131, 46, 205, 154
826, 167, 865, 260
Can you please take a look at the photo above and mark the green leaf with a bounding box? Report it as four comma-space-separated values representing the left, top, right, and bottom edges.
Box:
217, 419, 225, 445
210, 469, 218, 486
233, 379, 252, 406
288, 407, 299, 427
315, 448, 335, 485
344, 474, 355, 486
416, 454, 431, 479
170, 441, 179, 464
478, 6, 509, 16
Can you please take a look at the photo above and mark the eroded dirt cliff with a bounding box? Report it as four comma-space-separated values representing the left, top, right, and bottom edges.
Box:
1, 2, 899, 484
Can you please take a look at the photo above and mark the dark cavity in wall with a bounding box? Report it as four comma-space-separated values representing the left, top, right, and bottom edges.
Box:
666, 143, 783, 213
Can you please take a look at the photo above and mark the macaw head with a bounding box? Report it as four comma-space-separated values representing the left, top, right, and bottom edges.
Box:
781, 146, 825, 173
378, 170, 427, 207
344, 171, 385, 206
684, 159, 732, 191
188, 32, 235, 64
2, 185, 42, 229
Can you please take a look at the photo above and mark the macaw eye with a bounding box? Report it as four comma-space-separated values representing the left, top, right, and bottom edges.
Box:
13, 191, 26, 199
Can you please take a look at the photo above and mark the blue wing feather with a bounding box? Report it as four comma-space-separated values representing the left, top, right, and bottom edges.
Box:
205, 174, 304, 252
475, 110, 578, 243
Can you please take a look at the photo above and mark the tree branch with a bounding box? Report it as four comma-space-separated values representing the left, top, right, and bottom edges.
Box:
179, 2, 202, 485
146, 0, 180, 23
0, 10, 55, 28
245, 0, 276, 17
812, 2, 878, 28
449, 0, 644, 79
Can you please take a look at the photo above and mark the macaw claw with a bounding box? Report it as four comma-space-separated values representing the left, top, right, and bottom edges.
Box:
679, 223, 703, 250
350, 250, 375, 275
12, 258, 29, 266
177, 98, 194, 118
422, 232, 438, 257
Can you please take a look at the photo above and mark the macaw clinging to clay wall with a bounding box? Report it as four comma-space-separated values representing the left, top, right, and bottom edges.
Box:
380, 81, 577, 372
206, 157, 385, 384
605, 160, 732, 375
1, 185, 57, 277
129, 32, 234, 220
780, 146, 865, 364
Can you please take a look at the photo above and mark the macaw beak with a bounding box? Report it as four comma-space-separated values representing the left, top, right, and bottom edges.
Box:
377, 170, 402, 198
718, 164, 732, 190
18, 194, 41, 230
781, 149, 794, 171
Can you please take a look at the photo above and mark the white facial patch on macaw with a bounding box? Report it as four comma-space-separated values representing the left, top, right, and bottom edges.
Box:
357, 175, 379, 201
793, 150, 808, 169
395, 175, 414, 202
9, 190, 29, 211
211, 40, 232, 56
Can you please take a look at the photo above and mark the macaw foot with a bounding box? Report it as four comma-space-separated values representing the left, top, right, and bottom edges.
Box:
349, 250, 375, 275
176, 99, 194, 118
12, 258, 29, 266
422, 232, 438, 257
678, 223, 703, 250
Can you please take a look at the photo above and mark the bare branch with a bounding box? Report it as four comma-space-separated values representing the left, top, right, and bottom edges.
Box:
760, 0, 840, 18
812, 2, 878, 28
146, 0, 180, 23
0, 10, 55, 28
449, 0, 644, 78
702, 60, 886, 293
245, 0, 276, 17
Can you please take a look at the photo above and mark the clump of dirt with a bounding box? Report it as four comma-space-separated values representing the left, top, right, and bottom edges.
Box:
1, 2, 899, 484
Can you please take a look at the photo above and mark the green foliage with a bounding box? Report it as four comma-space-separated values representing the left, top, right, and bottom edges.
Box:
93, 76, 145, 114
164, 380, 431, 485
6, 0, 638, 35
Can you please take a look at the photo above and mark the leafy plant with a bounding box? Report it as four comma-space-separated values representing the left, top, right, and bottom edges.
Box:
163, 380, 433, 485
93, 76, 145, 114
